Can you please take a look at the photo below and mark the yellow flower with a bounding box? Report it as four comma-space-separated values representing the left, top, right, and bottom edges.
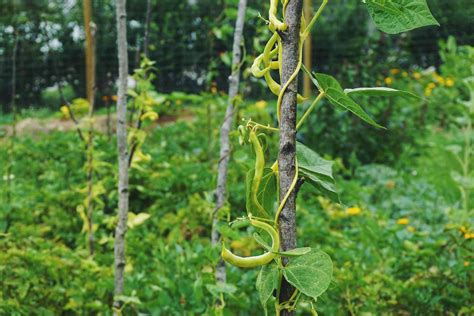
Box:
60, 105, 71, 119
397, 218, 409, 225
255, 100, 268, 110
211, 86, 218, 94
125, 262, 133, 273
390, 68, 400, 75
111, 95, 118, 102
384, 77, 393, 85
346, 207, 361, 216
385, 180, 396, 189
464, 233, 474, 240
407, 226, 416, 233
424, 87, 433, 97
446, 78, 455, 87
459, 226, 468, 233
402, 71, 408, 78
464, 261, 470, 267
413, 72, 422, 80
175, 99, 182, 106
427, 82, 436, 89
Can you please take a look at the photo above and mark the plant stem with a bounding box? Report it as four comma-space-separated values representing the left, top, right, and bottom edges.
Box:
296, 93, 324, 130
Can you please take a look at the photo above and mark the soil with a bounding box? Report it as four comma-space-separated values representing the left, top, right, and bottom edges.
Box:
0, 111, 194, 138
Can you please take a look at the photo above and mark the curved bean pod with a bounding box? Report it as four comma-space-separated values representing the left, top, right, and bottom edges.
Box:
222, 217, 280, 268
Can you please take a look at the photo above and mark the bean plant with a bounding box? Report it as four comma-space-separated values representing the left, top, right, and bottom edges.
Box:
220, 0, 439, 314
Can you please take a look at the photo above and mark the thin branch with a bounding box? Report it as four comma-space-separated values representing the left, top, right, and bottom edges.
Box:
212, 0, 248, 299
114, 0, 130, 313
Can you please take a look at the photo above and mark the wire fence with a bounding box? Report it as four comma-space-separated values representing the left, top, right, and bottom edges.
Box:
0, 0, 472, 112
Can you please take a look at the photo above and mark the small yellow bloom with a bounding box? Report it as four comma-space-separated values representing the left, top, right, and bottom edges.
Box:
397, 218, 409, 225
384, 77, 393, 85
390, 68, 400, 75
211, 86, 218, 94
464, 261, 470, 267
407, 226, 416, 233
464, 233, 474, 240
427, 82, 436, 89
413, 72, 422, 80
446, 78, 455, 87
346, 207, 361, 216
424, 87, 433, 97
125, 262, 133, 273
255, 100, 268, 110
175, 99, 182, 106
111, 95, 118, 102
385, 180, 396, 189
459, 226, 468, 233
402, 71, 408, 78
60, 105, 71, 119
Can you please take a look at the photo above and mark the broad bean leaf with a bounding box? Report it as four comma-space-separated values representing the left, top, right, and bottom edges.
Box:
297, 142, 339, 202
344, 87, 421, 99
364, 0, 439, 34
282, 250, 333, 301
308, 70, 383, 128
256, 264, 278, 315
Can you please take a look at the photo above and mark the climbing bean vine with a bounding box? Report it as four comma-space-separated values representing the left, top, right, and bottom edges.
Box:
221, 0, 438, 314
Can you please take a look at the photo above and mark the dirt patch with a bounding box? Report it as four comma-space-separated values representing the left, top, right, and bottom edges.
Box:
0, 111, 194, 138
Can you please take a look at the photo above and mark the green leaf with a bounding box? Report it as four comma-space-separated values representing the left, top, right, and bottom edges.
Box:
253, 232, 272, 251
246, 168, 272, 219
283, 250, 333, 300
344, 87, 421, 99
272, 247, 312, 257
365, 0, 439, 34
256, 264, 278, 315
297, 142, 340, 203
206, 282, 237, 299
127, 89, 139, 98
114, 294, 142, 305
259, 168, 277, 214
127, 212, 151, 229
313, 73, 384, 128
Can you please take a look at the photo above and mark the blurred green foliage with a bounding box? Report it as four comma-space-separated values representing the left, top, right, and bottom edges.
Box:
0, 39, 473, 315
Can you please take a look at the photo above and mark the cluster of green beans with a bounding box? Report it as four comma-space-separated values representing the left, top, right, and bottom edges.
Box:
222, 0, 329, 269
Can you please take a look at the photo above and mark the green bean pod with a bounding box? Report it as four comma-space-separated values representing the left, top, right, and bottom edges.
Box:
222, 217, 280, 268
249, 131, 267, 218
